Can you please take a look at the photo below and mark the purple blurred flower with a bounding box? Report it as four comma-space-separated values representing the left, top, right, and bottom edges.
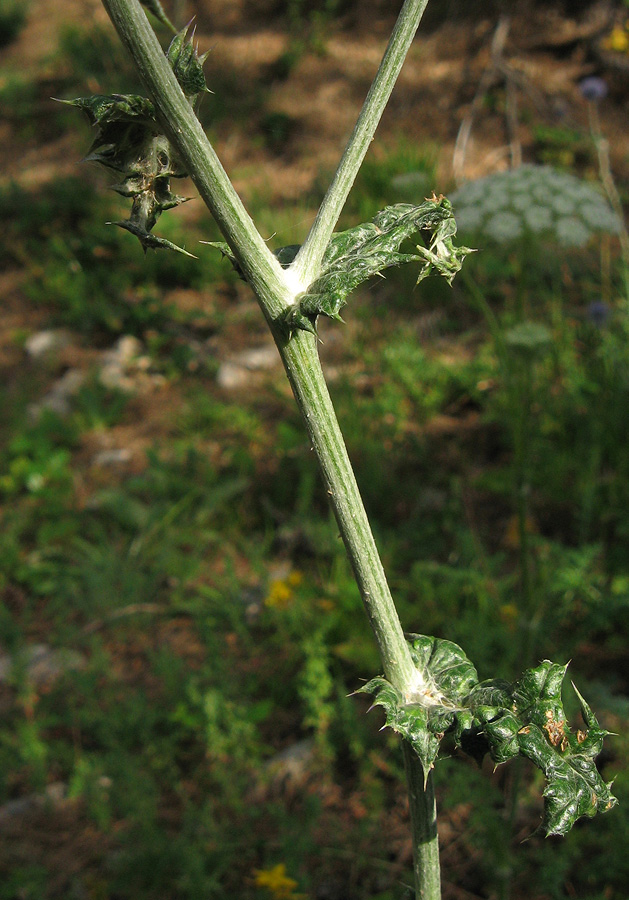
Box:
579, 77, 608, 102
587, 300, 610, 327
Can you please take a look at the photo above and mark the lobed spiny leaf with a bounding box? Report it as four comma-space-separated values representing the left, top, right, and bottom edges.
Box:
282, 198, 473, 334
361, 643, 617, 836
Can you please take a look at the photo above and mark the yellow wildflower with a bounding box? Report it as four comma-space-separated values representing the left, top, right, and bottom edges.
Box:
264, 570, 303, 608
264, 579, 293, 609
253, 863, 301, 899
604, 24, 629, 54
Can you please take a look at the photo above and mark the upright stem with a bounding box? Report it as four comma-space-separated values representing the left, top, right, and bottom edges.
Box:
275, 328, 441, 900
99, 2, 440, 895
276, 327, 417, 689
291, 0, 431, 288
587, 102, 629, 270
403, 744, 441, 900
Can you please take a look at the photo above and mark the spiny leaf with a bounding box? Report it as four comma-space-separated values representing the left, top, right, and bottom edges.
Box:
62, 94, 162, 174
408, 634, 479, 702
413, 213, 474, 285
202, 241, 243, 279
167, 22, 211, 100
283, 198, 473, 333
140, 0, 176, 32
468, 661, 617, 836
61, 93, 156, 128
359, 636, 478, 781
65, 93, 191, 254
112, 220, 196, 257
360, 643, 617, 836
361, 676, 442, 782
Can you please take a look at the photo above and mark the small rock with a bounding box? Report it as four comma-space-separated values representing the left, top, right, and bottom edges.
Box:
27, 369, 85, 419
0, 782, 68, 824
0, 643, 86, 688
24, 329, 71, 361
99, 335, 143, 391
107, 335, 143, 366
264, 738, 315, 784
99, 336, 166, 392
216, 362, 247, 389
93, 448, 133, 467
99, 362, 134, 391
216, 344, 279, 389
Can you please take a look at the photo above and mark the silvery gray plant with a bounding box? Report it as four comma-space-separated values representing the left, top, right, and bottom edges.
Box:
66, 1, 617, 897
450, 164, 622, 247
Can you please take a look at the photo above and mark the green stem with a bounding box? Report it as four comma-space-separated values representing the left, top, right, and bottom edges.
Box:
276, 327, 440, 900
461, 268, 509, 372
403, 744, 441, 900
277, 327, 417, 690
291, 0, 431, 288
513, 362, 538, 667
587, 102, 629, 280
99, 3, 439, 895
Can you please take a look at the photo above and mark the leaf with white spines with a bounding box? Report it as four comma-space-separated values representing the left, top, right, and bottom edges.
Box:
283, 198, 473, 333
359, 635, 478, 781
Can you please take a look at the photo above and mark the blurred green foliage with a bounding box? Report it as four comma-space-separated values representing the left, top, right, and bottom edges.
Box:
0, 0, 27, 49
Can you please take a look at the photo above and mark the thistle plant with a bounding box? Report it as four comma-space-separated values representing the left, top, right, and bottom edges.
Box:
66, 1, 617, 896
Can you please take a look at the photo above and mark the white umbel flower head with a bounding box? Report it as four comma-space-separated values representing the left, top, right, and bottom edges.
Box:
449, 165, 622, 248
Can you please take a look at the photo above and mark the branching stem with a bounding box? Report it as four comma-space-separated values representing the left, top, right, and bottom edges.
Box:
98, 2, 440, 896
277, 328, 418, 690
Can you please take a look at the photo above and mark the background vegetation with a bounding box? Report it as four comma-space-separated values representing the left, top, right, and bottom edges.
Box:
1, 1, 628, 898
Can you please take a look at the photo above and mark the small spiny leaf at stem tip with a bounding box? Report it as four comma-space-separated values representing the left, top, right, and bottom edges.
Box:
167, 21, 213, 100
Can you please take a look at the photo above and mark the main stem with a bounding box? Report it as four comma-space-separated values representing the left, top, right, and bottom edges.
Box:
403, 743, 441, 900
100, 2, 440, 896
274, 327, 442, 900
277, 327, 417, 689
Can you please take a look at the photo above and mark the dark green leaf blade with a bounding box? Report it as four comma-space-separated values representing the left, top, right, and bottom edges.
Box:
61, 94, 159, 174
408, 634, 478, 703
360, 636, 479, 781
361, 643, 616, 837
64, 93, 191, 255
112, 220, 197, 257
284, 198, 473, 332
467, 661, 617, 836
60, 93, 156, 128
